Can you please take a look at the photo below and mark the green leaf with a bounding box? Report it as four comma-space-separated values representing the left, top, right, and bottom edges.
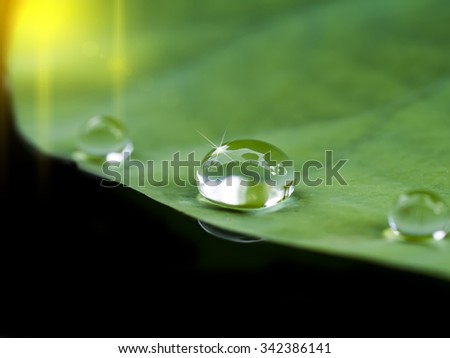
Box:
9, 0, 450, 278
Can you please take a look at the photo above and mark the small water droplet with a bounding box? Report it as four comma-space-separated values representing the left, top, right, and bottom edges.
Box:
196, 139, 295, 209
387, 190, 449, 239
76, 115, 132, 161
198, 220, 263, 243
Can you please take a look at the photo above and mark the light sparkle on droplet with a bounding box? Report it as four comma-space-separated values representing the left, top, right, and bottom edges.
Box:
196, 139, 296, 209
212, 145, 229, 156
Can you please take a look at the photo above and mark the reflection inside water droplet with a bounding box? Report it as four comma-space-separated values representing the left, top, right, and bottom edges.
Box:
386, 190, 449, 241
196, 139, 295, 209
198, 220, 263, 243
74, 115, 133, 162
383, 227, 447, 242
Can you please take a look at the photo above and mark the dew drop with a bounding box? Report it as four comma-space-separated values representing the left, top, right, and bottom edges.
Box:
76, 115, 132, 161
387, 190, 449, 239
196, 139, 295, 209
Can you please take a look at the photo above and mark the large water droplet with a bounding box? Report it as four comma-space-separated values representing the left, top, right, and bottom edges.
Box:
198, 220, 263, 243
196, 139, 295, 209
388, 190, 449, 239
76, 115, 132, 161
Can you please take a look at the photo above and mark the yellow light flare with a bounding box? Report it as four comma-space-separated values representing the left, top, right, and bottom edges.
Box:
112, 0, 127, 119
12, 0, 128, 139
36, 46, 50, 148
13, 0, 82, 149
15, 0, 77, 47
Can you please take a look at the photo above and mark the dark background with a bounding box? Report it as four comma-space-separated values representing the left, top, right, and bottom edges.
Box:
1, 0, 450, 338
